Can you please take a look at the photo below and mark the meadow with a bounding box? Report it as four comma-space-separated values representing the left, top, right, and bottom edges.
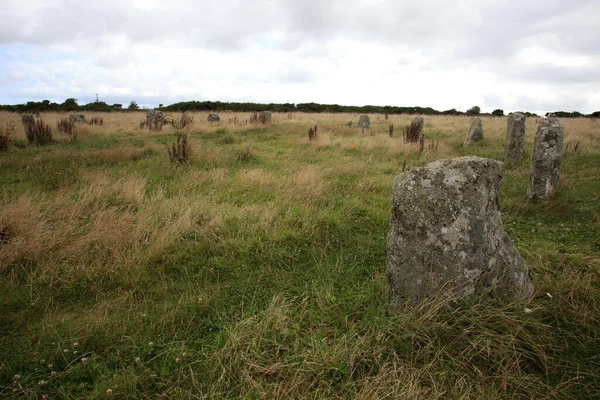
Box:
0, 111, 599, 399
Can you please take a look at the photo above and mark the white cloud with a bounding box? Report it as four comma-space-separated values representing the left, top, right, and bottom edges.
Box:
0, 0, 599, 114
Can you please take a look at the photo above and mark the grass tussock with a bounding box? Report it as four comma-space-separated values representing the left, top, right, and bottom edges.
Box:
167, 133, 191, 164
24, 118, 53, 144
0, 119, 16, 150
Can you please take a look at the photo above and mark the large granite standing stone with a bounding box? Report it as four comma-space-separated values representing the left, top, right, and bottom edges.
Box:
387, 156, 533, 311
258, 111, 272, 124
527, 118, 563, 201
504, 113, 526, 164
358, 114, 370, 129
464, 117, 484, 145
21, 114, 35, 126
69, 114, 86, 123
207, 114, 220, 122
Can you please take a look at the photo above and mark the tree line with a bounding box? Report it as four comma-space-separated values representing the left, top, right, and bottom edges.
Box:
1, 98, 598, 119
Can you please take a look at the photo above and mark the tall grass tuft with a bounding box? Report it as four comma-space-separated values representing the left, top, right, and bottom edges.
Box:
167, 133, 191, 164
56, 117, 77, 140
403, 118, 424, 143
24, 118, 53, 144
0, 120, 16, 151
88, 117, 103, 126
171, 113, 194, 129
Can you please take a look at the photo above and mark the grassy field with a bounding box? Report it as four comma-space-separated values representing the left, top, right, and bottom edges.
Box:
0, 111, 599, 399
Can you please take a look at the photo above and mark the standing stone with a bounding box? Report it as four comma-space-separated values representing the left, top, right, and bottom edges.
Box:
464, 117, 484, 145
21, 114, 35, 126
207, 114, 220, 122
258, 111, 272, 124
146, 110, 165, 123
527, 118, 564, 201
412, 116, 424, 134
69, 114, 86, 123
504, 113, 526, 164
387, 156, 533, 311
358, 114, 370, 129
145, 110, 165, 130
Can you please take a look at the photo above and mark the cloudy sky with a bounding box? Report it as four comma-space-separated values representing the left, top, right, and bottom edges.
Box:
1, 0, 599, 114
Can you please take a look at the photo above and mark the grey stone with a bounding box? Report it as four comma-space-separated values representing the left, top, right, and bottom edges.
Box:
413, 116, 424, 132
387, 156, 533, 311
358, 114, 370, 129
146, 110, 165, 123
21, 114, 35, 125
207, 114, 220, 122
527, 118, 563, 201
258, 111, 272, 124
69, 114, 86, 123
504, 113, 526, 164
464, 117, 484, 145
145, 110, 165, 131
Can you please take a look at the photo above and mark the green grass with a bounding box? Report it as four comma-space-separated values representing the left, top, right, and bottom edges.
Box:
0, 116, 599, 399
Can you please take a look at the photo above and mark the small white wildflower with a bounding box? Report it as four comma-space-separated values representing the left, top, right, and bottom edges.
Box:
48, 364, 53, 370
13, 374, 21, 380
38, 380, 47, 386
546, 292, 553, 299
148, 342, 154, 348
73, 342, 79, 347
135, 357, 141, 363
182, 352, 187, 357
64, 349, 69, 353
50, 371, 56, 376
81, 358, 88, 364
175, 358, 181, 363
524, 308, 533, 314
142, 314, 147, 318
40, 359, 45, 365
106, 388, 113, 396
73, 350, 78, 355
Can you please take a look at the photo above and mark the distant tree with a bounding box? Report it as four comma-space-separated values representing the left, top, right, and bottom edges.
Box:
159, 104, 163, 108
112, 104, 123, 110
492, 109, 504, 117
466, 106, 481, 116
128, 101, 140, 110
61, 98, 79, 111
442, 108, 460, 116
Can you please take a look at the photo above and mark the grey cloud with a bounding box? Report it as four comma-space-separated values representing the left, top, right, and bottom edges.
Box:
514, 94, 590, 113
507, 64, 600, 84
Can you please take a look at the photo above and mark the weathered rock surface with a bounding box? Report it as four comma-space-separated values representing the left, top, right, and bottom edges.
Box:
387, 156, 533, 311
146, 110, 164, 123
145, 110, 165, 130
504, 113, 526, 164
207, 114, 220, 122
358, 114, 370, 129
69, 114, 86, 123
21, 114, 35, 125
464, 117, 484, 145
527, 118, 563, 201
258, 111, 272, 124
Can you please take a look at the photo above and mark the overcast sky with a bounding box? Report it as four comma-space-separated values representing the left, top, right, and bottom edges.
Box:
1, 0, 599, 114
